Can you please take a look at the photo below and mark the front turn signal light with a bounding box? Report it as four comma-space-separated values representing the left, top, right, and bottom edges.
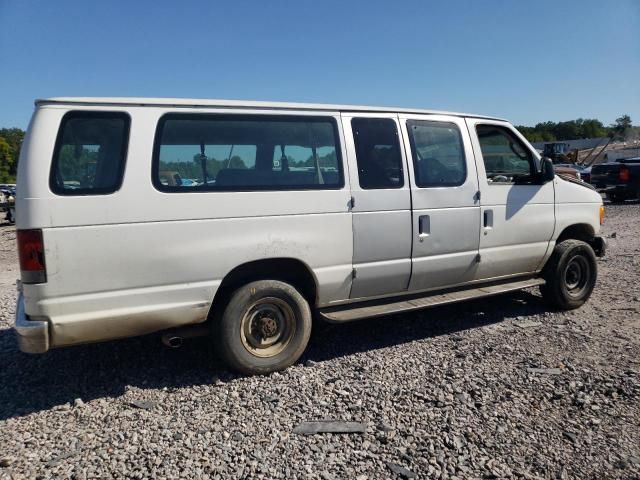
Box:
599, 205, 605, 225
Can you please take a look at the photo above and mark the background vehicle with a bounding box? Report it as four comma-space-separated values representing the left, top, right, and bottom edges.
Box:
0, 185, 16, 223
576, 164, 592, 184
552, 163, 582, 181
543, 142, 574, 163
591, 157, 640, 202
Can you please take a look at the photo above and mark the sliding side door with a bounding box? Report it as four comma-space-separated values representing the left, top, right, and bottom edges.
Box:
341, 113, 413, 299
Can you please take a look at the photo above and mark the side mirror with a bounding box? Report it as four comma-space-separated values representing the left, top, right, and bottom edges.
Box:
540, 157, 555, 183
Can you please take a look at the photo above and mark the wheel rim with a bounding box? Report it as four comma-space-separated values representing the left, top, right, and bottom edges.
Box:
563, 254, 591, 298
240, 297, 296, 358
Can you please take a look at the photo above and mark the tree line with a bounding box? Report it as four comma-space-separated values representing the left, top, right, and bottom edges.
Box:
0, 115, 635, 183
0, 128, 24, 183
515, 115, 634, 143
159, 150, 338, 182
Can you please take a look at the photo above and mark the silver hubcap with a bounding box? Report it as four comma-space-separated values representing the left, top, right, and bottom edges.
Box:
240, 297, 296, 358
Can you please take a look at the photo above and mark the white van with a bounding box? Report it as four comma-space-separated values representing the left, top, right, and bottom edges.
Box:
14, 97, 606, 374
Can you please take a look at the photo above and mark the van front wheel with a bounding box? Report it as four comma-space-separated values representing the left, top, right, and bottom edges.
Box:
217, 280, 312, 375
540, 239, 597, 310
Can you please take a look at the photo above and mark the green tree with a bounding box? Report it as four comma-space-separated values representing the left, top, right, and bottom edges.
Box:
227, 155, 247, 169
0, 137, 14, 183
610, 115, 632, 139
553, 121, 580, 140
0, 128, 25, 177
517, 117, 611, 143
580, 119, 606, 138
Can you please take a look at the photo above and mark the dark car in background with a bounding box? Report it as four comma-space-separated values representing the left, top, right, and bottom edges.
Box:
0, 185, 16, 223
552, 163, 593, 184
577, 165, 592, 184
591, 158, 640, 203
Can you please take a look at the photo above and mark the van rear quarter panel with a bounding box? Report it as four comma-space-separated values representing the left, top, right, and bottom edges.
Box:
18, 105, 353, 347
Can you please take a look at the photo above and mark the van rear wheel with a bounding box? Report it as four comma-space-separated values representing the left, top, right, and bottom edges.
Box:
216, 280, 312, 375
540, 239, 597, 310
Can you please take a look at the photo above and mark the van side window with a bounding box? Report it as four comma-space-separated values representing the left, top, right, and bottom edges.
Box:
351, 118, 403, 189
406, 120, 466, 187
476, 125, 535, 184
50, 112, 130, 195
153, 115, 343, 191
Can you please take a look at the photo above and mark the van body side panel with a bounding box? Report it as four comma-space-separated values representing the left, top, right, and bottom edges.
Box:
15, 108, 64, 222
19, 106, 353, 348
540, 179, 602, 270
554, 177, 603, 238
32, 214, 352, 346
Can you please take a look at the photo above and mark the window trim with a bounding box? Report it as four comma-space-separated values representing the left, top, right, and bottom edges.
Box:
49, 111, 131, 196
151, 113, 345, 193
351, 117, 404, 190
475, 124, 537, 186
406, 119, 467, 188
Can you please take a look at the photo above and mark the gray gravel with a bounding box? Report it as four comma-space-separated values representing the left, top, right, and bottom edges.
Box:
1, 204, 639, 479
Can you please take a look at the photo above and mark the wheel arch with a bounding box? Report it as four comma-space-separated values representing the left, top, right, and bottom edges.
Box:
546, 222, 604, 269
210, 258, 319, 318
556, 223, 595, 244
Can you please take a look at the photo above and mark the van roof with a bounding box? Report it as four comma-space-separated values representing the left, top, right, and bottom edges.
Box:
36, 97, 507, 121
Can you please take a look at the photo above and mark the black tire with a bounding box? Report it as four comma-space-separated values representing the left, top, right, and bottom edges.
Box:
540, 239, 597, 310
216, 280, 311, 375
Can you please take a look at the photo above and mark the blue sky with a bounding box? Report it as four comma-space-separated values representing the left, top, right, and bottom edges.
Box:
1, 0, 638, 128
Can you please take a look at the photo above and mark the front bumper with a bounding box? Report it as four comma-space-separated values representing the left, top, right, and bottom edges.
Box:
14, 293, 50, 353
590, 235, 607, 257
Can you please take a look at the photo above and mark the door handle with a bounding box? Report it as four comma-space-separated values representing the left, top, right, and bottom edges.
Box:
483, 209, 493, 229
418, 215, 430, 241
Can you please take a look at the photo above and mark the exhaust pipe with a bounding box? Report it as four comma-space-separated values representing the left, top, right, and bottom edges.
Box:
162, 335, 183, 348
161, 324, 209, 349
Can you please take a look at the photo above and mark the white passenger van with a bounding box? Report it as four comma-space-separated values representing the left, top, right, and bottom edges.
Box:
15, 97, 606, 374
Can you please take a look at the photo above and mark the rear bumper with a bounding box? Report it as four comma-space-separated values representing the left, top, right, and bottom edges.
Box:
14, 293, 50, 353
595, 185, 629, 194
590, 236, 607, 257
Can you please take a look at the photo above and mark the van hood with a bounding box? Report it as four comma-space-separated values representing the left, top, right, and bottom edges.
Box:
557, 174, 596, 191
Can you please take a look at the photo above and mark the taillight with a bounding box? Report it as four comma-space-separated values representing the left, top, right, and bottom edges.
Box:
600, 206, 605, 225
17, 229, 47, 284
619, 166, 630, 182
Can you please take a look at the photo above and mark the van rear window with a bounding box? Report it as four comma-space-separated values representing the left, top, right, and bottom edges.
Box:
152, 114, 343, 191
50, 112, 130, 195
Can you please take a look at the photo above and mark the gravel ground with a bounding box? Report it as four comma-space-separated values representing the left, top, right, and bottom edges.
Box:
0, 204, 639, 480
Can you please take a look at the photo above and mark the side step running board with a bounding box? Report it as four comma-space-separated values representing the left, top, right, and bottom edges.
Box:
319, 277, 545, 323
